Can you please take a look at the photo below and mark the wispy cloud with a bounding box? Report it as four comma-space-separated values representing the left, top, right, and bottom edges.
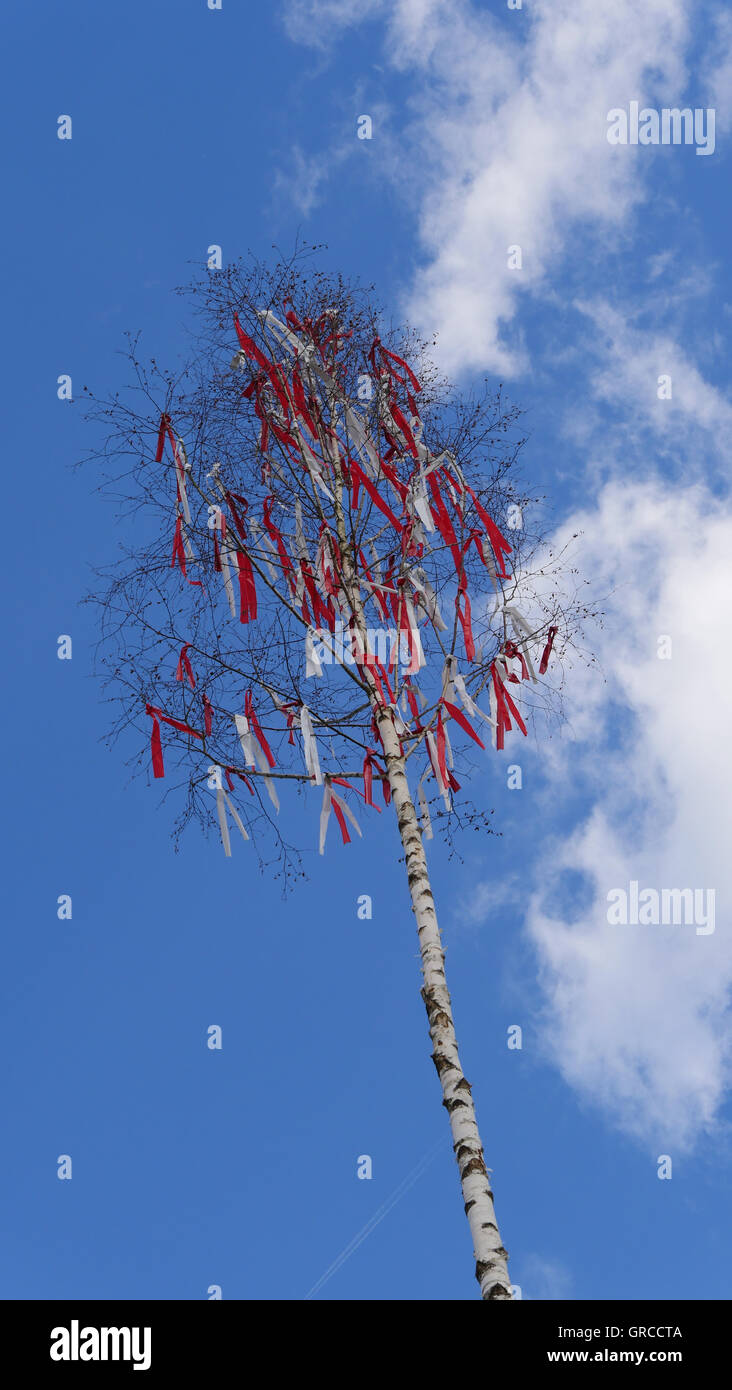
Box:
575, 298, 732, 451
524, 479, 732, 1150
284, 0, 712, 375
519, 1253, 574, 1301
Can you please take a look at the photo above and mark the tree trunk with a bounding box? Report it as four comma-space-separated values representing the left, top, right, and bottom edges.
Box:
377, 709, 512, 1301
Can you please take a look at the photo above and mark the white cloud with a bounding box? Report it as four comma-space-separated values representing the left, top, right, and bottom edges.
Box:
282, 0, 385, 48
523, 479, 732, 1150
280, 0, 732, 1155
574, 298, 732, 453
273, 144, 349, 217
286, 0, 706, 375
702, 9, 732, 134
458, 876, 522, 929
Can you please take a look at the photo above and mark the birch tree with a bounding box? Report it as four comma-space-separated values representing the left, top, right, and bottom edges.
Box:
83, 253, 584, 1300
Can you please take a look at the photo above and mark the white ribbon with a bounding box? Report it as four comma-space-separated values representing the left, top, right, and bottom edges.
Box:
234, 713, 257, 767
300, 705, 322, 785
444, 721, 454, 770
216, 786, 250, 857
441, 655, 456, 704
256, 308, 301, 358
172, 435, 192, 525
389, 704, 410, 738
219, 535, 238, 618
243, 517, 275, 583
412, 567, 447, 632
319, 780, 332, 853
453, 669, 497, 731
402, 591, 425, 670
342, 403, 380, 477
295, 433, 335, 500
306, 628, 323, 679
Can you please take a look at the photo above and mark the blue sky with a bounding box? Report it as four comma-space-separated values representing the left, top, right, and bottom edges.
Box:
3, 0, 731, 1300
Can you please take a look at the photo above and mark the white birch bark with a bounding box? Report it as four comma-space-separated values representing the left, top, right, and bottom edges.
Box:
377, 707, 513, 1301
326, 442, 512, 1300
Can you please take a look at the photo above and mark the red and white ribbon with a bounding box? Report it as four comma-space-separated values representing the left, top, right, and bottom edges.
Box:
155, 414, 191, 525
425, 729, 451, 809
319, 777, 362, 854
256, 308, 302, 358
489, 659, 528, 751
234, 707, 279, 810
218, 535, 238, 618
501, 604, 538, 683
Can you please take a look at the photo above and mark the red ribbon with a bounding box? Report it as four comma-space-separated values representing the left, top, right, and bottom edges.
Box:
455, 588, 475, 662
388, 396, 419, 460
224, 491, 249, 542
369, 338, 422, 396
330, 795, 351, 845
263, 496, 296, 590
363, 751, 374, 806
290, 363, 320, 439
154, 413, 171, 463
428, 473, 462, 571
235, 549, 258, 624
226, 766, 255, 796
436, 712, 449, 787
234, 315, 290, 415
442, 699, 485, 750
402, 680, 423, 730
464, 484, 512, 578
301, 560, 333, 630
539, 626, 558, 675
362, 750, 388, 808
170, 516, 202, 588
175, 643, 195, 690
202, 693, 213, 736
350, 460, 402, 531
503, 639, 529, 681
171, 516, 186, 575
145, 705, 203, 779
491, 664, 528, 750
358, 550, 390, 621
